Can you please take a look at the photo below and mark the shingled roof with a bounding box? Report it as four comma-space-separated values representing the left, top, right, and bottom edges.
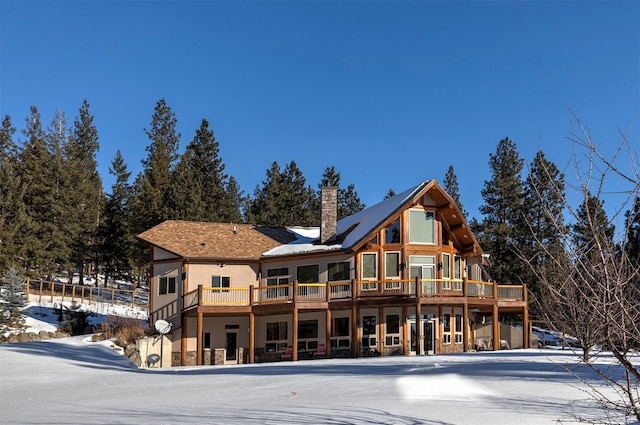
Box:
137, 221, 296, 260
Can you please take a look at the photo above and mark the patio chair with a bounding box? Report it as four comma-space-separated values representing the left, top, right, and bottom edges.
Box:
313, 345, 326, 359
281, 347, 293, 360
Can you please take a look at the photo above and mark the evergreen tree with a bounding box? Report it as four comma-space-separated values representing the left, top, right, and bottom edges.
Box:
384, 189, 396, 199
625, 196, 640, 266
0, 116, 27, 272
224, 176, 245, 224
97, 151, 133, 288
317, 166, 365, 220
477, 137, 525, 284
67, 100, 103, 281
573, 191, 615, 257
247, 161, 316, 226
443, 165, 467, 218
169, 118, 241, 222
130, 99, 180, 277
522, 151, 566, 303
45, 108, 75, 276
135, 99, 181, 231
18, 106, 59, 276
0, 269, 25, 328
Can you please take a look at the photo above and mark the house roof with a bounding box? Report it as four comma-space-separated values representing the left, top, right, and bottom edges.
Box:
137, 221, 296, 260
138, 180, 483, 261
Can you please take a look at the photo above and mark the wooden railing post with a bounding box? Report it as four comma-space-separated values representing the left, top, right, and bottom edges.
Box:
249, 284, 255, 306
415, 276, 421, 298
293, 280, 298, 303
352, 279, 359, 300
198, 284, 203, 306
325, 281, 330, 302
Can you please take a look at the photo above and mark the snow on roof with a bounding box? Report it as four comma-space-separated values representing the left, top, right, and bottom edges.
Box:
262, 181, 429, 257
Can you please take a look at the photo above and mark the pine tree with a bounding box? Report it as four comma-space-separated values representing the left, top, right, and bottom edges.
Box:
573, 191, 615, 257
169, 118, 241, 222
443, 165, 467, 218
0, 116, 27, 272
317, 166, 365, 220
522, 151, 566, 303
18, 106, 59, 276
0, 269, 25, 327
384, 189, 396, 199
625, 196, 640, 266
45, 108, 75, 277
67, 100, 103, 281
477, 137, 525, 284
247, 161, 316, 226
135, 99, 181, 230
97, 151, 134, 288
130, 100, 181, 277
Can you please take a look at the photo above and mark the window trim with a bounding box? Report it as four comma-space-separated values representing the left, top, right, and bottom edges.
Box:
408, 208, 436, 245
159, 276, 176, 295
385, 314, 401, 347
361, 252, 377, 280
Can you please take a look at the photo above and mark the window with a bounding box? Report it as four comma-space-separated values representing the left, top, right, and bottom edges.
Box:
328, 262, 350, 282
331, 317, 350, 349
385, 218, 400, 244
454, 256, 463, 291
442, 253, 451, 290
362, 253, 377, 291
443, 313, 452, 344
297, 265, 319, 283
159, 276, 176, 295
362, 253, 377, 279
266, 321, 288, 352
385, 252, 401, 289
298, 320, 319, 351
442, 253, 451, 279
409, 255, 436, 295
385, 314, 401, 346
454, 314, 463, 344
409, 209, 435, 244
362, 315, 377, 347
212, 275, 230, 292
266, 267, 289, 298
203, 332, 211, 349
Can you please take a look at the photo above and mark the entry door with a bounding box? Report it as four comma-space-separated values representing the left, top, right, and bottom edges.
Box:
408, 318, 438, 355
225, 332, 237, 361
409, 256, 435, 295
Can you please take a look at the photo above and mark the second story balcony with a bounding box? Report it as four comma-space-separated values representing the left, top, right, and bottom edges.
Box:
182, 278, 526, 312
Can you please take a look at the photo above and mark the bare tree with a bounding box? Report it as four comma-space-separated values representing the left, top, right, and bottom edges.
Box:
521, 113, 639, 423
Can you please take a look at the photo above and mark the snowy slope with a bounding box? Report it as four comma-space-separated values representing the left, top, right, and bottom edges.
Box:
0, 336, 620, 425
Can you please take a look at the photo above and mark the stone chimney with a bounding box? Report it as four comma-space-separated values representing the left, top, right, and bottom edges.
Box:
320, 186, 337, 244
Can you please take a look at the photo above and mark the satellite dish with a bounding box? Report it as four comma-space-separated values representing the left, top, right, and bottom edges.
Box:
146, 353, 161, 367
154, 319, 172, 335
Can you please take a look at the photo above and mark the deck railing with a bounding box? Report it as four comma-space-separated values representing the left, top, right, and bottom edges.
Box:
183, 278, 525, 308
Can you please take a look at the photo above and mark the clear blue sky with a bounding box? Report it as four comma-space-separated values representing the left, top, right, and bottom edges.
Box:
1, 0, 638, 223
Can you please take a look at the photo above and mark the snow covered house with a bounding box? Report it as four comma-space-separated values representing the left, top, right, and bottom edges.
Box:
138, 180, 529, 366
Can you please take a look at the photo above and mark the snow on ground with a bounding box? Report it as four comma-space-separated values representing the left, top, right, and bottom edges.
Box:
0, 335, 624, 424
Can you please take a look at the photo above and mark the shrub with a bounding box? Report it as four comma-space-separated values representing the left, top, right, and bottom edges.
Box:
95, 315, 149, 347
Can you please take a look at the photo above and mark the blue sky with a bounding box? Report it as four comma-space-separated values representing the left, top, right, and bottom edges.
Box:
1, 0, 638, 223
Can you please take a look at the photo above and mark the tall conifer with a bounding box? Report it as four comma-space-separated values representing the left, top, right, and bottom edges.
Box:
443, 165, 467, 218
477, 137, 525, 284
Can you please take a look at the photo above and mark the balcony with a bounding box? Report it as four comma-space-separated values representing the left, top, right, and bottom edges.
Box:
182, 278, 525, 311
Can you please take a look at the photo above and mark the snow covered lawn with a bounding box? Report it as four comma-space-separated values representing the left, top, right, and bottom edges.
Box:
1, 335, 620, 425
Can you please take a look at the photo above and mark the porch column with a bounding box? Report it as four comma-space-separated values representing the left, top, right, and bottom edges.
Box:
325, 308, 332, 358
378, 306, 384, 355
492, 304, 500, 351
415, 276, 422, 355
292, 307, 299, 361
196, 311, 203, 365
181, 315, 187, 366
523, 284, 530, 348
249, 285, 255, 363
352, 305, 359, 357
401, 305, 407, 355
463, 302, 469, 352
415, 302, 422, 355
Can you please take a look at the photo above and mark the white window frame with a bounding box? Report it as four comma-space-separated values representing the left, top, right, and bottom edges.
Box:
265, 321, 288, 353
409, 209, 435, 244
442, 253, 451, 290
454, 314, 463, 344
212, 275, 231, 292
159, 276, 176, 295
331, 316, 351, 349
453, 255, 463, 291
384, 251, 401, 289
385, 314, 401, 346
361, 252, 377, 291
443, 313, 452, 344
